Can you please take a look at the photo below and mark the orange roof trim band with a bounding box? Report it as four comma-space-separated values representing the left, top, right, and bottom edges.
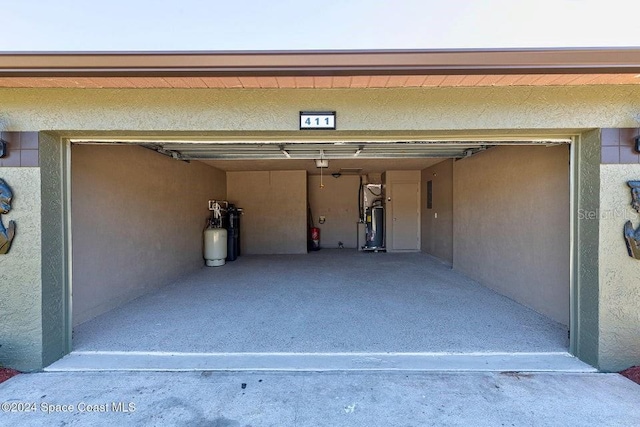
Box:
1, 48, 640, 77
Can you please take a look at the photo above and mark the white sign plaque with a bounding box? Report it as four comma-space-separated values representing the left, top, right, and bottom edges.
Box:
300, 111, 336, 130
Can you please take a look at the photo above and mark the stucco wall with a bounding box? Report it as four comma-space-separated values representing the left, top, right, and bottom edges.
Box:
2, 86, 640, 132
421, 160, 454, 264
0, 168, 43, 371
227, 170, 307, 254
598, 164, 640, 371
71, 145, 226, 326
573, 129, 602, 367
308, 174, 360, 249
453, 145, 571, 325
39, 132, 70, 366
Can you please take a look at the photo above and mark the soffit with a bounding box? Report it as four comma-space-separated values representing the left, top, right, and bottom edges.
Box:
0, 73, 638, 88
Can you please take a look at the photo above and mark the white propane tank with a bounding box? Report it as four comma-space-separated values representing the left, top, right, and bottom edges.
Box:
204, 228, 228, 267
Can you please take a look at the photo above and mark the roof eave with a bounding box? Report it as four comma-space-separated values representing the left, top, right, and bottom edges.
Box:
1, 47, 639, 77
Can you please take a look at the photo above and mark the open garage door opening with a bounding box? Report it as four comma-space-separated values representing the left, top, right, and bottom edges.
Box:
64, 136, 575, 369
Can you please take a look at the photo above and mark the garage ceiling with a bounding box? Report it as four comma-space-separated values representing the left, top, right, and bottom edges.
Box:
72, 137, 571, 174
141, 139, 569, 160
200, 158, 445, 175
150, 140, 503, 160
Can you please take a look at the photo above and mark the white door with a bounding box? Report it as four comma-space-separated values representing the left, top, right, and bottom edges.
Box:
391, 182, 419, 250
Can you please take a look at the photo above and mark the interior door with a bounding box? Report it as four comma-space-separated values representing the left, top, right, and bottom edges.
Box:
391, 182, 419, 250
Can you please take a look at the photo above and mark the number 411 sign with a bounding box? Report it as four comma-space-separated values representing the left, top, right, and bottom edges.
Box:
300, 111, 336, 130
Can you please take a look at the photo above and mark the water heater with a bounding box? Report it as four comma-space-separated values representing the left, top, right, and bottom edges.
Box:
365, 205, 384, 250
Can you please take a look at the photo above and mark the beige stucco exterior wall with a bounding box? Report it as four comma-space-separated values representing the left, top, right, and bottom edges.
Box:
227, 170, 307, 255
421, 160, 454, 264
308, 174, 360, 249
71, 145, 226, 325
0, 168, 43, 371
453, 145, 571, 325
598, 164, 640, 371
2, 86, 640, 132
2, 84, 640, 370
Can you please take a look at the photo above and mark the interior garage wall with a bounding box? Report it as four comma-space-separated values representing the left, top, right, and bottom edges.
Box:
453, 145, 571, 325
308, 174, 360, 249
421, 160, 454, 264
227, 170, 307, 254
71, 145, 226, 326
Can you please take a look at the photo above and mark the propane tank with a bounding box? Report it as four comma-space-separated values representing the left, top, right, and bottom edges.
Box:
310, 227, 320, 251
204, 227, 228, 266
204, 200, 228, 266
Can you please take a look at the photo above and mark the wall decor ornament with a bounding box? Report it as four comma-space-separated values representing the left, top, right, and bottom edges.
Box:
0, 178, 16, 254
623, 180, 640, 260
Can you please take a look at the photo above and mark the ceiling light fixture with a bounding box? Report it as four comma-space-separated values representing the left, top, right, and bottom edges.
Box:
315, 150, 329, 168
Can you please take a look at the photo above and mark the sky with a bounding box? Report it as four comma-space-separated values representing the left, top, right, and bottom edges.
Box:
1, 0, 640, 51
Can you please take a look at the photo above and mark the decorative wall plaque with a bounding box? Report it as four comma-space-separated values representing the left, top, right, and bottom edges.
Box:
623, 180, 640, 259
0, 178, 16, 254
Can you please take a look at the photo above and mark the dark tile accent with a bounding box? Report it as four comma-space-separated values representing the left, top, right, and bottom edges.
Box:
20, 132, 39, 150
601, 146, 621, 164
600, 128, 640, 164
620, 144, 640, 164
620, 128, 640, 145
1, 131, 21, 149
0, 148, 21, 167
601, 128, 621, 146
20, 150, 39, 167
620, 129, 639, 149
0, 131, 41, 167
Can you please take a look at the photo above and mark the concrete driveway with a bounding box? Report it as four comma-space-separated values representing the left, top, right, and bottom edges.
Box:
0, 371, 638, 426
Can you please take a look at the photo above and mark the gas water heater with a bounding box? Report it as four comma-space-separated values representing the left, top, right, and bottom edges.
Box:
360, 181, 385, 251
365, 203, 385, 250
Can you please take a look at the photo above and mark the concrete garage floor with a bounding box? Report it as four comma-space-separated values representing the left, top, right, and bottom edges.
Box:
72, 251, 568, 355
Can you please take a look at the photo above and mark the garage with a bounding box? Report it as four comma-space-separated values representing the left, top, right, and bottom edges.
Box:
4, 48, 640, 373
63, 134, 573, 369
